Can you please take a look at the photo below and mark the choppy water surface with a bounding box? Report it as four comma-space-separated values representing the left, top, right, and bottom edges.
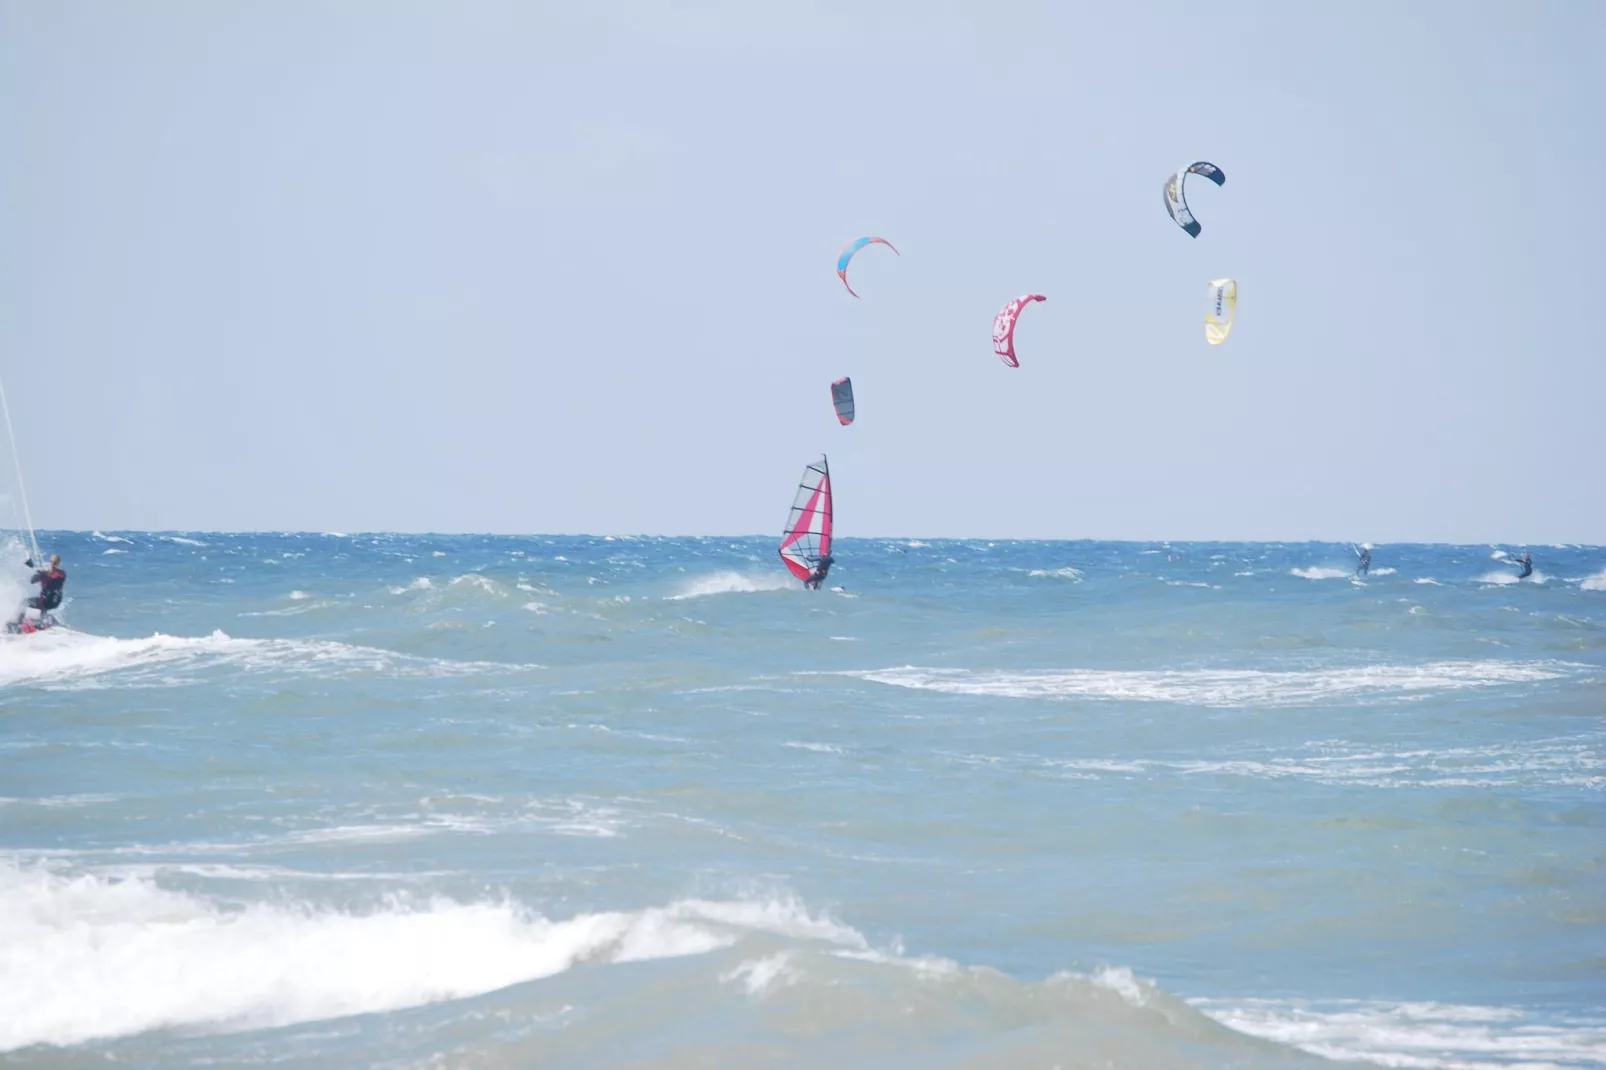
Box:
1, 534, 1602, 1068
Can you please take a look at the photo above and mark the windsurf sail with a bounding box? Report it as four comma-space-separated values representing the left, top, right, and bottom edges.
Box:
0, 367, 42, 567
830, 378, 855, 425
1205, 277, 1236, 345
779, 455, 833, 582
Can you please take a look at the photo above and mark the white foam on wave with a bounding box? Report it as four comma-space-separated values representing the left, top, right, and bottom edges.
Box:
1025, 736, 1605, 790
0, 865, 863, 1052
236, 601, 336, 619
785, 741, 845, 755
1195, 996, 1606, 1070
1580, 569, 1606, 592
162, 536, 206, 547
834, 660, 1579, 708
1290, 567, 1350, 580
388, 577, 434, 594
1476, 571, 1521, 586
101, 548, 125, 555
1027, 566, 1083, 580
721, 951, 799, 997
665, 571, 792, 600
0, 628, 539, 690
91, 532, 132, 544
1415, 577, 1443, 586
1369, 567, 1397, 576
449, 574, 506, 596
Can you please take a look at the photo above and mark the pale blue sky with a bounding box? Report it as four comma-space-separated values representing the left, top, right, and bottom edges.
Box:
2, 1, 1601, 541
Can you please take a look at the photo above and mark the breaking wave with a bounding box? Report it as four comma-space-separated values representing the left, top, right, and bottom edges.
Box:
0, 629, 538, 690
1290, 567, 1350, 580
666, 572, 793, 600
0, 865, 861, 1052
1196, 996, 1606, 1069
834, 660, 1579, 708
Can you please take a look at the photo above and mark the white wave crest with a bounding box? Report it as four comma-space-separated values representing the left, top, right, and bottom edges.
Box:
1580, 569, 1606, 592
721, 951, 798, 997
1369, 567, 1397, 576
1028, 567, 1083, 580
0, 866, 863, 1052
834, 660, 1578, 708
162, 536, 206, 547
1414, 577, 1443, 586
1290, 567, 1350, 580
0, 629, 538, 690
449, 574, 506, 596
1196, 996, 1606, 1070
665, 571, 792, 600
784, 741, 845, 755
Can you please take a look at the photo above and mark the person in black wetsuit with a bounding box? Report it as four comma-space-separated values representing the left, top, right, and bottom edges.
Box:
15, 553, 66, 626
804, 554, 835, 590
1515, 552, 1533, 580
1356, 547, 1371, 576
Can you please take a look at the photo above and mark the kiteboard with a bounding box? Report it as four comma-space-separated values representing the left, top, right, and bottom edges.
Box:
6, 612, 59, 635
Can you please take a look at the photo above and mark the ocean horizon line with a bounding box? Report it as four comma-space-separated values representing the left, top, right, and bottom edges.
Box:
9, 529, 1602, 549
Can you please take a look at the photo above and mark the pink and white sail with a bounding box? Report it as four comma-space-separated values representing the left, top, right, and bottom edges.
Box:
778, 455, 833, 582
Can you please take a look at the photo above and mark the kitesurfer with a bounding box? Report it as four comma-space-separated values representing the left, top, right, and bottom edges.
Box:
1356, 547, 1371, 576
1515, 552, 1533, 580
14, 554, 66, 628
805, 555, 835, 590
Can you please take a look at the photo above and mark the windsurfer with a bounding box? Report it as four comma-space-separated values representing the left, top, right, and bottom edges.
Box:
805, 555, 835, 590
1356, 547, 1371, 576
1515, 552, 1533, 580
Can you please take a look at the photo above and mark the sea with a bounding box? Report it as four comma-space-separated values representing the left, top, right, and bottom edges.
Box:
1, 532, 1602, 1069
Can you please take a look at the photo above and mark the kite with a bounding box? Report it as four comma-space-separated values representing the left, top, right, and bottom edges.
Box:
991, 294, 1046, 367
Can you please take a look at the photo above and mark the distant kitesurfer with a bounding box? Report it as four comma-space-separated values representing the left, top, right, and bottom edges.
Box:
805, 554, 835, 590
1356, 547, 1371, 576
14, 553, 65, 628
1516, 552, 1533, 580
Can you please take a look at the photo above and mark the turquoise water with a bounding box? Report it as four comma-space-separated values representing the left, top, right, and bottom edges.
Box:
1, 533, 1602, 1068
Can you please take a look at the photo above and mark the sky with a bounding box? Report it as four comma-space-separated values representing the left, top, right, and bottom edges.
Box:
1, 0, 1602, 541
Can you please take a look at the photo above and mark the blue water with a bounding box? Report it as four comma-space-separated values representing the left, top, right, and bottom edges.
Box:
2, 533, 1602, 1068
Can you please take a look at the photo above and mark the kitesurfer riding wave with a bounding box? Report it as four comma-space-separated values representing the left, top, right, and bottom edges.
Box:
12, 553, 65, 631
1515, 552, 1533, 580
1355, 546, 1371, 577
